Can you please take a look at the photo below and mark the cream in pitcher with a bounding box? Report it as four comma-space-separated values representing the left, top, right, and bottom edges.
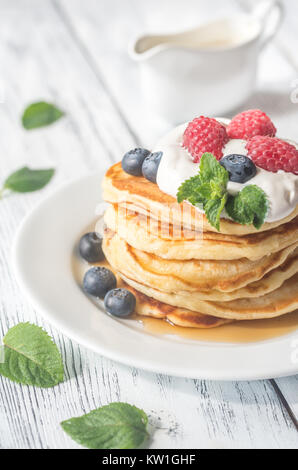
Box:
130, 1, 283, 122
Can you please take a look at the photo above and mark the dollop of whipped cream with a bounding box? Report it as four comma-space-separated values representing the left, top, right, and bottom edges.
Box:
154, 119, 298, 223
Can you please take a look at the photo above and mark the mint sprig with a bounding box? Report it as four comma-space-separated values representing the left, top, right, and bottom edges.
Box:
0, 323, 64, 388
177, 153, 268, 231
61, 403, 149, 449
22, 101, 64, 130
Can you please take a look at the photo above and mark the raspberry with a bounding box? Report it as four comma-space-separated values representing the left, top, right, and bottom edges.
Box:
246, 136, 298, 174
227, 109, 276, 140
183, 116, 228, 162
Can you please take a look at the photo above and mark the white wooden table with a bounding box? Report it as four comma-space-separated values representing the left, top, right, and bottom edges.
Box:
0, 0, 297, 449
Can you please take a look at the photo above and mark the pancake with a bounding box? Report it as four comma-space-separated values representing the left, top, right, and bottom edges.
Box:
92, 260, 229, 328
107, 266, 230, 328
103, 232, 298, 300
103, 162, 298, 236
119, 273, 298, 320
104, 204, 298, 261
127, 284, 231, 328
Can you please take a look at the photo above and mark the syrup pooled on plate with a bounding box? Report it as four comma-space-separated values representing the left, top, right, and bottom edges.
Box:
73, 235, 298, 345
136, 312, 298, 344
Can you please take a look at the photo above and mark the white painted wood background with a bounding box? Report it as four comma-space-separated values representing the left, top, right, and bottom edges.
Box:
0, 0, 297, 449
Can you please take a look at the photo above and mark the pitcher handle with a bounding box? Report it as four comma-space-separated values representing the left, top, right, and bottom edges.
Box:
253, 0, 284, 50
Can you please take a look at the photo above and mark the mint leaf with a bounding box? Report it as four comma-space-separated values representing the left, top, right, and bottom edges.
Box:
61, 403, 149, 449
177, 174, 202, 204
0, 323, 64, 388
199, 152, 229, 185
226, 185, 268, 229
192, 182, 213, 201
3, 167, 55, 194
22, 101, 64, 130
204, 193, 228, 232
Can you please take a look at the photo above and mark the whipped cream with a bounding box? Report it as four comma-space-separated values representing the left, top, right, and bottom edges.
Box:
155, 120, 298, 223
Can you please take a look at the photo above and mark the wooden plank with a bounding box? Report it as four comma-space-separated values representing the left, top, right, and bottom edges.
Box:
114, 367, 298, 449
274, 376, 298, 426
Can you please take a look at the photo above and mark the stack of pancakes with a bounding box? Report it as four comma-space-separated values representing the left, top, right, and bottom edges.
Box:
102, 162, 298, 328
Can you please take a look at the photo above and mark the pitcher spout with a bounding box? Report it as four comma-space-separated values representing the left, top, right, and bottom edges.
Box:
129, 34, 172, 62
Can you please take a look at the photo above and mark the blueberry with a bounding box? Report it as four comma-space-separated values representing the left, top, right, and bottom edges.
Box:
104, 288, 136, 318
83, 267, 116, 298
122, 148, 151, 176
79, 232, 105, 263
220, 154, 257, 183
142, 152, 163, 183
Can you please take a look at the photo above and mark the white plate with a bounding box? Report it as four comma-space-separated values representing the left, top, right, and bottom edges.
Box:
12, 171, 298, 381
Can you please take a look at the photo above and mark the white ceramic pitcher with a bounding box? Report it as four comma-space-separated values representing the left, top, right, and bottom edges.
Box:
130, 0, 284, 122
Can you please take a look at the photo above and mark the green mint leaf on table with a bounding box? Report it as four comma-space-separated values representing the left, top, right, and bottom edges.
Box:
3, 167, 54, 194
177, 152, 268, 231
61, 402, 149, 449
226, 185, 268, 230
22, 101, 64, 130
0, 323, 64, 388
